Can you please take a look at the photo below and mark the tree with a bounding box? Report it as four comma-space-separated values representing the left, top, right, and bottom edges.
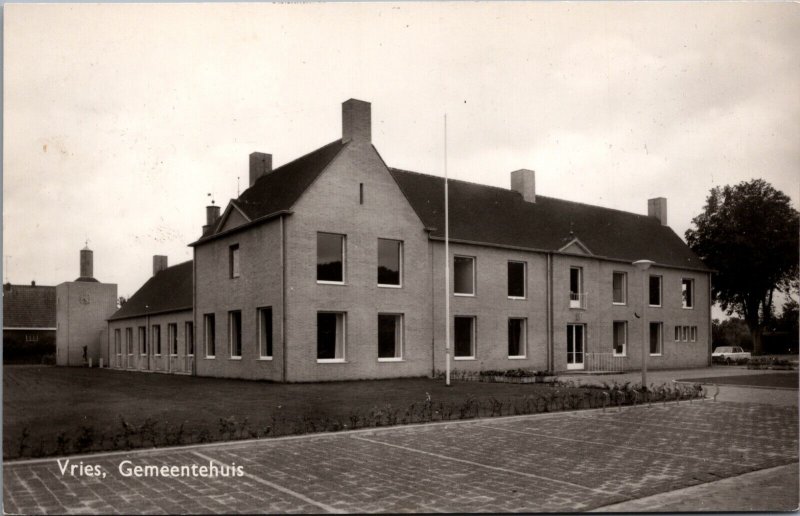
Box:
686, 179, 799, 355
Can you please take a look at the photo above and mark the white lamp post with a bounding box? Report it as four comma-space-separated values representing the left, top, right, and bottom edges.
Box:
633, 260, 655, 389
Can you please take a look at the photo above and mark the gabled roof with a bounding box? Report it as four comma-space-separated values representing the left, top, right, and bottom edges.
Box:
108, 261, 193, 321
3, 284, 56, 329
389, 168, 709, 271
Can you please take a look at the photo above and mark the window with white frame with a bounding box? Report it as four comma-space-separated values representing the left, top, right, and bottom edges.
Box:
126, 328, 133, 355
168, 323, 178, 355
204, 314, 216, 358
378, 314, 403, 360
674, 326, 681, 342
570, 267, 585, 308
229, 244, 240, 279
682, 279, 694, 309
613, 321, 627, 356
317, 233, 345, 283
258, 307, 273, 358
185, 321, 194, 356
229, 311, 242, 358
138, 326, 147, 355
453, 256, 475, 296
152, 325, 161, 356
649, 275, 662, 307
612, 272, 627, 305
691, 326, 697, 342
507, 261, 526, 299
649, 322, 663, 356
317, 312, 345, 361
454, 316, 476, 359
377, 239, 402, 287
682, 326, 689, 342
114, 329, 121, 355
508, 318, 526, 358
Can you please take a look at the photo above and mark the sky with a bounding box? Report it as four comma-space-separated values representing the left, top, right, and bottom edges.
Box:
4, 2, 799, 310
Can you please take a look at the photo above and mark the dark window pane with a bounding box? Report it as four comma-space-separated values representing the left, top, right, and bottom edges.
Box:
570, 268, 581, 294
186, 322, 194, 355
649, 276, 661, 305
317, 313, 338, 359
454, 257, 474, 294
230, 244, 240, 278
260, 308, 273, 357
508, 262, 525, 297
454, 317, 473, 357
613, 322, 626, 354
230, 312, 242, 356
317, 234, 344, 282
649, 322, 661, 354
378, 239, 401, 285
613, 273, 625, 303
378, 314, 397, 358
682, 279, 693, 308
508, 319, 524, 356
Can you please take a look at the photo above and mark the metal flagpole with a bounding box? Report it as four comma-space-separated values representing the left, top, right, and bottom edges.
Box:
444, 114, 451, 386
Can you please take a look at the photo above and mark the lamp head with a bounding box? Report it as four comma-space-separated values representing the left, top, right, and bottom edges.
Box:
633, 259, 655, 271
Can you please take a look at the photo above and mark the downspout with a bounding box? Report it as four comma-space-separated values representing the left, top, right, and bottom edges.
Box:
546, 253, 553, 372
281, 215, 288, 382
430, 236, 436, 378
192, 249, 197, 376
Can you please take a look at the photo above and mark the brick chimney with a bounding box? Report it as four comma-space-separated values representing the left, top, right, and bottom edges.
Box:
510, 169, 536, 203
80, 245, 94, 279
648, 197, 668, 226
202, 204, 221, 236
342, 99, 371, 144
249, 152, 272, 186
153, 255, 168, 276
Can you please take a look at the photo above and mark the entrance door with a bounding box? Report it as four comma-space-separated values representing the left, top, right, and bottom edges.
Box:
567, 324, 585, 370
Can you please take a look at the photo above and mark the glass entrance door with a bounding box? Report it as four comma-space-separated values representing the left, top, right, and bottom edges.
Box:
567, 324, 585, 370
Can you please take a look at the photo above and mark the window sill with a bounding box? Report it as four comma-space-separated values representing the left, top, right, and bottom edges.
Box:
205, 356, 216, 359
454, 293, 475, 297
378, 284, 402, 289
317, 280, 346, 286
378, 357, 404, 362
612, 302, 627, 306
508, 355, 527, 360
649, 304, 662, 308
649, 353, 662, 357
454, 356, 475, 361
507, 296, 526, 301
682, 306, 694, 310
613, 354, 627, 358
229, 357, 242, 361
258, 357, 273, 361
317, 359, 347, 364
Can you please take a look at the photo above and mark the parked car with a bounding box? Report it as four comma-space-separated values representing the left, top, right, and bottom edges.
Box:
712, 346, 752, 364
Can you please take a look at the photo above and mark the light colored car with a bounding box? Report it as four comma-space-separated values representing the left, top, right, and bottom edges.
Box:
712, 346, 752, 363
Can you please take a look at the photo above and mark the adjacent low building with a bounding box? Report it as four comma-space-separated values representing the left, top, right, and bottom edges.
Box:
110, 98, 712, 381
3, 281, 57, 363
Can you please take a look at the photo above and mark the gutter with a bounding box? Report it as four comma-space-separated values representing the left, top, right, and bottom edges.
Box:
189, 210, 293, 247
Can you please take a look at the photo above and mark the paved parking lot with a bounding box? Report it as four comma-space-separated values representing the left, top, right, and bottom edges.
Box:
4, 399, 798, 513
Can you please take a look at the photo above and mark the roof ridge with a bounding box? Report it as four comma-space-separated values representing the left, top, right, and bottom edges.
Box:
243, 139, 345, 195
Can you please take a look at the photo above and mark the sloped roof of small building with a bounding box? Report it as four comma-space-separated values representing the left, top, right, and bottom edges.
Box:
108, 261, 193, 321
3, 284, 57, 329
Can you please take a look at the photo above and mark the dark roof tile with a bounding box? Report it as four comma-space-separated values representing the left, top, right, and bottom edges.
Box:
108, 261, 193, 320
3, 284, 57, 328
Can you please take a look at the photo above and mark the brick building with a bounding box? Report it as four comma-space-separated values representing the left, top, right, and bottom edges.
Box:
3, 281, 57, 363
111, 99, 711, 381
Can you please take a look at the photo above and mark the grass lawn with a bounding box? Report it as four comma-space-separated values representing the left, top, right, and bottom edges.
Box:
4, 365, 616, 459
678, 372, 799, 389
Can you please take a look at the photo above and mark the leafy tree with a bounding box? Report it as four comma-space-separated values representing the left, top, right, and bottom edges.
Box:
686, 179, 798, 354
712, 318, 753, 351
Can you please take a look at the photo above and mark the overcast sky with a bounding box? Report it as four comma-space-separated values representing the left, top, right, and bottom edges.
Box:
4, 2, 799, 306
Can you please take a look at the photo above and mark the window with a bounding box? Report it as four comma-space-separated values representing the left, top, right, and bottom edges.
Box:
229, 311, 242, 358
508, 318, 526, 358
359, 183, 364, 205
204, 314, 216, 358
454, 316, 475, 359
377, 239, 402, 287
674, 326, 681, 342
681, 326, 689, 342
126, 328, 133, 355
152, 325, 161, 356
570, 267, 585, 308
649, 275, 662, 307
114, 329, 121, 355
168, 323, 178, 355
378, 314, 403, 361
649, 322, 663, 356
612, 272, 627, 305
507, 262, 526, 299
317, 312, 345, 361
25, 334, 39, 342
138, 326, 147, 355
317, 233, 345, 283
691, 326, 697, 342
682, 279, 694, 309
229, 244, 240, 278
453, 256, 475, 296
185, 322, 194, 356
258, 307, 273, 359
613, 321, 627, 356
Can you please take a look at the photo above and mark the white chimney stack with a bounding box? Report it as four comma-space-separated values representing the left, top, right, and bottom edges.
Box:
342, 99, 371, 144
648, 197, 668, 226
249, 152, 272, 186
510, 169, 536, 203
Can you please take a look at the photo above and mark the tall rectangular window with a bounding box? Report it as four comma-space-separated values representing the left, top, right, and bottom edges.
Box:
229, 311, 242, 358
125, 328, 133, 355
613, 321, 627, 356
138, 326, 147, 355
612, 272, 627, 305
691, 326, 698, 342
317, 312, 345, 361
168, 323, 178, 355
674, 326, 681, 342
682, 279, 694, 309
508, 318, 526, 358
649, 322, 663, 356
453, 256, 475, 296
649, 275, 662, 307
378, 314, 403, 360
152, 325, 161, 356
570, 267, 585, 308
682, 326, 689, 342
204, 314, 216, 358
507, 261, 526, 299
114, 329, 121, 355
377, 239, 402, 287
454, 316, 475, 359
258, 307, 273, 358
229, 244, 240, 278
317, 233, 345, 283
185, 322, 194, 356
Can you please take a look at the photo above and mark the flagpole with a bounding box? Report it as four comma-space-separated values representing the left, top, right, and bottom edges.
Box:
444, 114, 451, 387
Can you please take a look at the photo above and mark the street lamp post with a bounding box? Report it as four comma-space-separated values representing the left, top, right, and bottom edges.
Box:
633, 260, 655, 389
